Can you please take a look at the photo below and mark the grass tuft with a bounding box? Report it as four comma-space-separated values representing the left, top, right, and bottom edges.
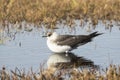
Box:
0, 65, 120, 80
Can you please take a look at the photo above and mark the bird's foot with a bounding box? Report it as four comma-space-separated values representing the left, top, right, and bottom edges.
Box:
65, 53, 68, 56
65, 51, 70, 56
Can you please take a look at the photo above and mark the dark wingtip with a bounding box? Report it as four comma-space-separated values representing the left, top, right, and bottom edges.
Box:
90, 31, 103, 37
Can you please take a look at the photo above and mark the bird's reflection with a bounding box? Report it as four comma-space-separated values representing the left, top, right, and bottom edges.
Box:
47, 52, 99, 70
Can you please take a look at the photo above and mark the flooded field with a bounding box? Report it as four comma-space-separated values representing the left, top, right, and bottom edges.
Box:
0, 21, 120, 71
0, 0, 120, 79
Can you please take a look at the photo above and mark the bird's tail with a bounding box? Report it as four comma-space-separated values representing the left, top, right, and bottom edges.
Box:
89, 31, 103, 38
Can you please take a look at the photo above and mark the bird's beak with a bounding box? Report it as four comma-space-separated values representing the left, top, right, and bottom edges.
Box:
42, 35, 47, 37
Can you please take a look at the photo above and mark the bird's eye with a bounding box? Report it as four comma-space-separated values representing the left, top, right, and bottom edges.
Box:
47, 33, 52, 37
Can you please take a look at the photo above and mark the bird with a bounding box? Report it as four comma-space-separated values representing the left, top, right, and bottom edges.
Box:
43, 31, 103, 53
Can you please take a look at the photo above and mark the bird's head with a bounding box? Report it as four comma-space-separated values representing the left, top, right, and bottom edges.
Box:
42, 32, 58, 41
46, 32, 53, 37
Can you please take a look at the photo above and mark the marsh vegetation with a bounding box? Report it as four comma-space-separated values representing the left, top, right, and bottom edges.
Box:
0, 0, 120, 80
1, 65, 120, 80
0, 0, 120, 29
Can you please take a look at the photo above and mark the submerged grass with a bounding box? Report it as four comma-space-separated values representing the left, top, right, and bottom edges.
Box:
0, 0, 120, 29
0, 65, 120, 80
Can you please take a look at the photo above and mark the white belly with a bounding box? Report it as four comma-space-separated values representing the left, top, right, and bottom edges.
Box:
47, 40, 71, 53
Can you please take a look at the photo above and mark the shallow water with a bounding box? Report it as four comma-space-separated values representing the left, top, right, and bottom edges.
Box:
0, 21, 120, 71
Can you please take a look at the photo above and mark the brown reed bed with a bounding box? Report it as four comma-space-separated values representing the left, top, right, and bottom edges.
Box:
0, 64, 120, 80
0, 0, 120, 29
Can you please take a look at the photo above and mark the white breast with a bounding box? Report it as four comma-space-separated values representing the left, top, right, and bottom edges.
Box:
47, 40, 71, 53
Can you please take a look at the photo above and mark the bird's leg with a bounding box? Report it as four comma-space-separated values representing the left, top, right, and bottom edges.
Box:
65, 50, 69, 56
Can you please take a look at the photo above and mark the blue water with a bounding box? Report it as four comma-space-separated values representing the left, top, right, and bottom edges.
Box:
0, 21, 120, 71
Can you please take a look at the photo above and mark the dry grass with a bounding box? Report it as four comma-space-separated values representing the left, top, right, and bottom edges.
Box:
0, 65, 120, 80
0, 0, 120, 29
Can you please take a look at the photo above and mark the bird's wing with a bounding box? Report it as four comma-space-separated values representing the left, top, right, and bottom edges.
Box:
57, 35, 91, 48
57, 32, 102, 49
55, 35, 74, 42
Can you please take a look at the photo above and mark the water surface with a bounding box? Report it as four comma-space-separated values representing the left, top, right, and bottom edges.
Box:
0, 22, 120, 71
